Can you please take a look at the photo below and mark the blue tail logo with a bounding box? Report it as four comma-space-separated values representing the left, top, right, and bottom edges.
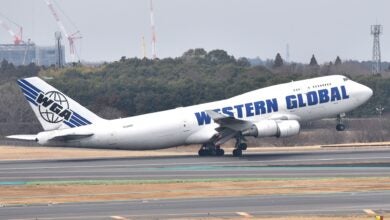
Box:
36, 91, 73, 123
17, 78, 92, 128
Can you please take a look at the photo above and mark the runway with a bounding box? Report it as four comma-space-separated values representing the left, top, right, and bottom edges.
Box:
1, 191, 390, 220
0, 148, 389, 182
0, 147, 390, 219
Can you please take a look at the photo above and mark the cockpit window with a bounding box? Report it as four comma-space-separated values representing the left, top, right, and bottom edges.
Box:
343, 77, 349, 81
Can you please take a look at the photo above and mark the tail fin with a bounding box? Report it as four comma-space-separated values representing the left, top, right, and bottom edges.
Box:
17, 77, 103, 131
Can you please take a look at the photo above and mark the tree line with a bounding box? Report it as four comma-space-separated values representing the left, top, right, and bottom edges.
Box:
0, 49, 388, 125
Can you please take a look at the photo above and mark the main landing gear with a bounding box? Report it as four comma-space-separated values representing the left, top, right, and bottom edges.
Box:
232, 136, 247, 157
197, 135, 248, 157
336, 113, 346, 131
198, 143, 224, 156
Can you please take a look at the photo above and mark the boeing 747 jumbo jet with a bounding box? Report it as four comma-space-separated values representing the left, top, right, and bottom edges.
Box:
8, 75, 372, 156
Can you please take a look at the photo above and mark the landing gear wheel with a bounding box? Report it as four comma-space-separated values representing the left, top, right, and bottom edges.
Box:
233, 135, 246, 157
216, 148, 225, 156
336, 113, 346, 131
336, 123, 345, 131
232, 149, 242, 157
198, 144, 224, 157
239, 143, 247, 150
198, 149, 208, 156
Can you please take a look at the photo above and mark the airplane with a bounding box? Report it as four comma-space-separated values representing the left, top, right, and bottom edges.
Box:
7, 75, 373, 157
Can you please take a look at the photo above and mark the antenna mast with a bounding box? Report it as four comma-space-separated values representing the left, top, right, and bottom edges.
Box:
371, 24, 382, 74
285, 43, 290, 63
150, 0, 157, 59
142, 36, 146, 59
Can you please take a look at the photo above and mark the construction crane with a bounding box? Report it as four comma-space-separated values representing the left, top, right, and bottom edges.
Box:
44, 0, 82, 61
0, 14, 23, 45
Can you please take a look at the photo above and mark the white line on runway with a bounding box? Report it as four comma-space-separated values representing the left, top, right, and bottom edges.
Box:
236, 211, 253, 218
9, 204, 390, 220
363, 209, 377, 215
1, 156, 390, 171
110, 216, 129, 220
6, 192, 390, 220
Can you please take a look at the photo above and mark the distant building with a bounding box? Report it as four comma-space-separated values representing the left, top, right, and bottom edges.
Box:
0, 43, 65, 67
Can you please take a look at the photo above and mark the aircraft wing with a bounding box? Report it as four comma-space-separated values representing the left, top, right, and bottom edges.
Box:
205, 110, 300, 146
205, 110, 252, 131
205, 110, 252, 145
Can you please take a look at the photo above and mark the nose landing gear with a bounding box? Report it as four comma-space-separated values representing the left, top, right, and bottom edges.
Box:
336, 123, 345, 131
336, 113, 346, 131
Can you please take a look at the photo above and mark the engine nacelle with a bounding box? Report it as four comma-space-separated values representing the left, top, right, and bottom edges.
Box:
36, 129, 68, 145
242, 120, 300, 138
276, 120, 300, 137
36, 131, 52, 145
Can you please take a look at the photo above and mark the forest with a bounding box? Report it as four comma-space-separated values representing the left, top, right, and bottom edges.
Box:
0, 48, 389, 142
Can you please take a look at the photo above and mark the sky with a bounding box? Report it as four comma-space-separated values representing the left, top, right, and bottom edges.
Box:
1, 0, 389, 63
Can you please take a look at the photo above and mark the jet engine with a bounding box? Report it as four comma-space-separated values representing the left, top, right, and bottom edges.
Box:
242, 120, 300, 138
36, 131, 52, 145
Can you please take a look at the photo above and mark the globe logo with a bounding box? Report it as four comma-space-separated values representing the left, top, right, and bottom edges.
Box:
38, 91, 70, 123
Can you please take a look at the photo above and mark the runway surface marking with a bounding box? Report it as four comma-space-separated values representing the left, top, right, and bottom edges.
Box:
5, 203, 390, 220
236, 211, 254, 218
117, 190, 390, 204
110, 216, 129, 220
3, 191, 390, 219
1, 155, 390, 171
1, 149, 390, 219
363, 209, 377, 215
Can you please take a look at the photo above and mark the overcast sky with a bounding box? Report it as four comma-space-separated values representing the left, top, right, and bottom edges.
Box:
1, 0, 389, 63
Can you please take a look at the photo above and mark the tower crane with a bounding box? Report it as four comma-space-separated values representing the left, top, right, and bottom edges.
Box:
0, 15, 23, 45
44, 0, 82, 61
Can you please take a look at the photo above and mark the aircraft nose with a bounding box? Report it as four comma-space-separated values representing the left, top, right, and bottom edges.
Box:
359, 84, 373, 103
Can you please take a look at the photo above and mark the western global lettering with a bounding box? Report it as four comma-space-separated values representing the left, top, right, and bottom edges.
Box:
195, 98, 278, 125
286, 86, 349, 110
222, 106, 234, 117
195, 86, 349, 126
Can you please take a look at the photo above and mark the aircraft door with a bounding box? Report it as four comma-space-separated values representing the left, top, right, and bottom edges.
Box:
183, 119, 191, 133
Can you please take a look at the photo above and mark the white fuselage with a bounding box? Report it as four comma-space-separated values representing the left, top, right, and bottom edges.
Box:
37, 75, 372, 150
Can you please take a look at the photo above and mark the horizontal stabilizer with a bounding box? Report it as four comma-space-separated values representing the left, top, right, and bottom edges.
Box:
49, 133, 93, 142
6, 135, 37, 141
